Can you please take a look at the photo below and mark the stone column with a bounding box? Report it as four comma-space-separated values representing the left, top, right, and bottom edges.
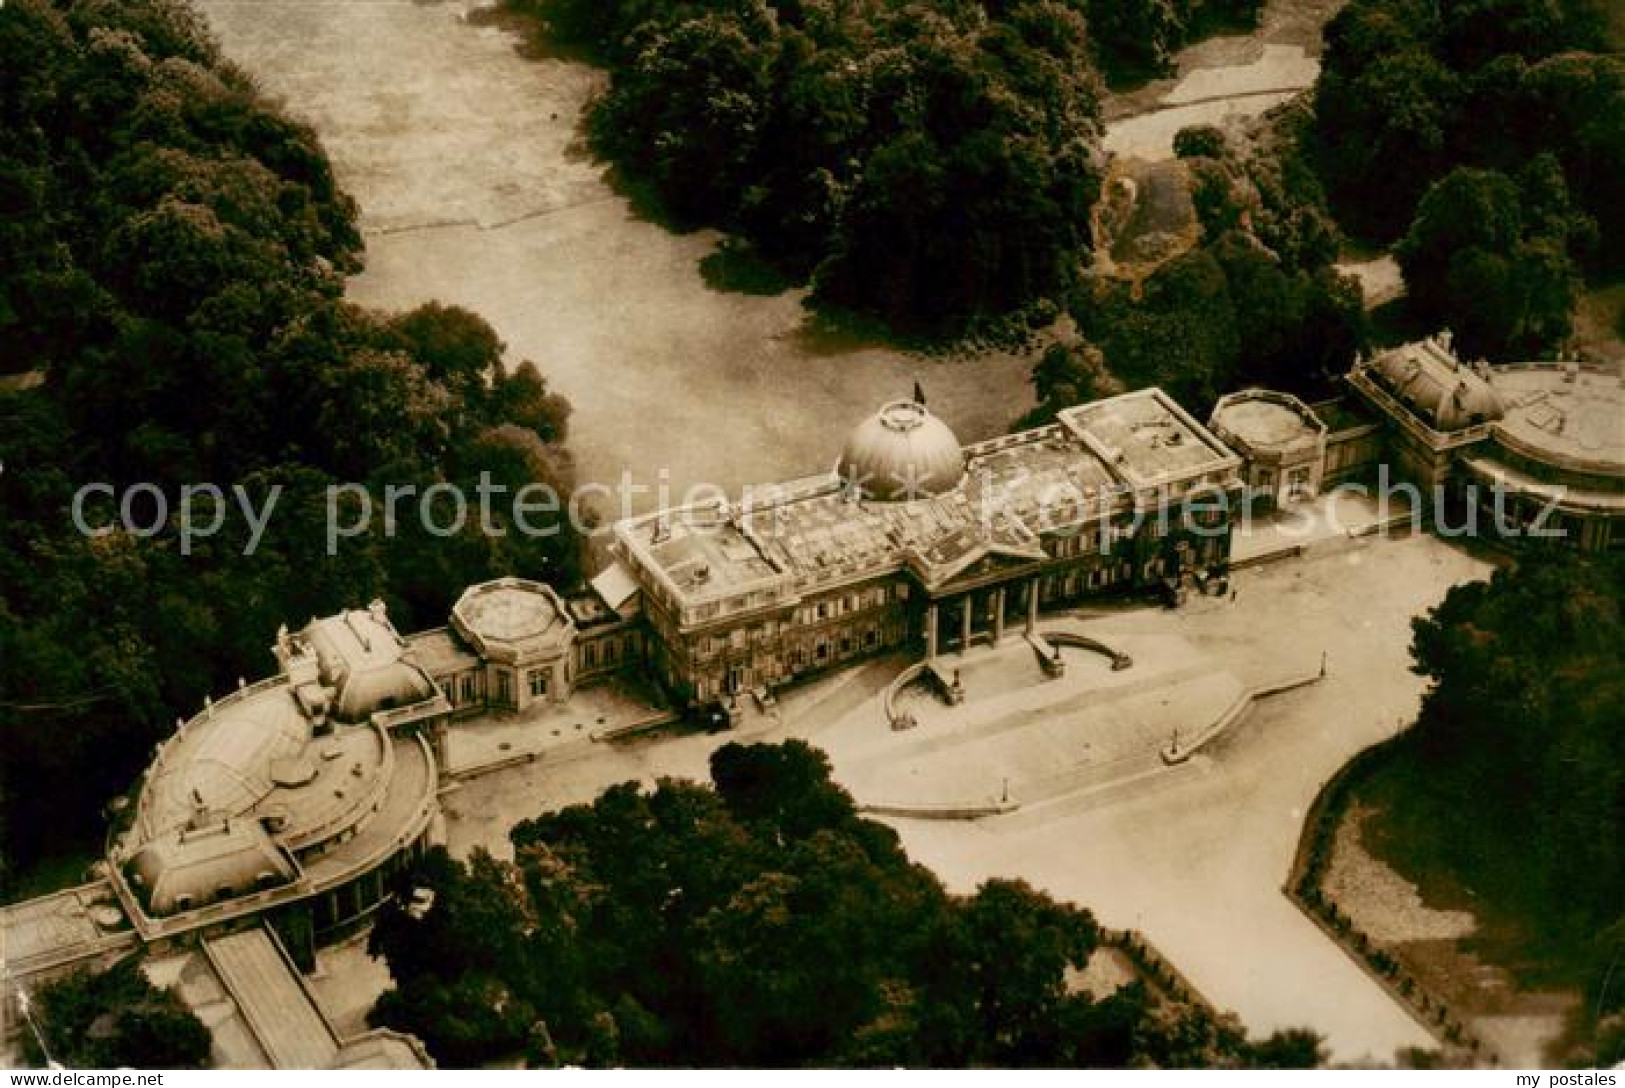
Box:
993, 586, 1006, 642
553, 659, 569, 703
960, 594, 973, 654
925, 604, 939, 659
1026, 578, 1040, 634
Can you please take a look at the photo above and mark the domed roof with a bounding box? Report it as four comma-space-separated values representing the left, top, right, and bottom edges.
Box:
303, 607, 437, 722
1369, 341, 1505, 431
128, 819, 294, 916
138, 686, 311, 840
838, 400, 965, 502
1435, 376, 1506, 430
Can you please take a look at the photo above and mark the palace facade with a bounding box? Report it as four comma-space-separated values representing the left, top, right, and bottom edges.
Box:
603, 388, 1244, 707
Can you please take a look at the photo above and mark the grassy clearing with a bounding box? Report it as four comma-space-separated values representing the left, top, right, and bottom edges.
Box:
1352, 735, 1595, 995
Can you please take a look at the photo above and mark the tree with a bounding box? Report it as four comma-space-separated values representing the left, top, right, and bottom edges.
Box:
550, 0, 1109, 329
1311, 0, 1618, 271
21, 958, 212, 1069
943, 878, 1099, 1064
1173, 124, 1227, 161
1316, 48, 1463, 238
367, 849, 544, 1065
0, 0, 581, 882
593, 13, 777, 225
1248, 1027, 1328, 1068
1022, 340, 1122, 424
371, 742, 1321, 1068
1396, 166, 1578, 357
710, 738, 861, 838
1381, 551, 1624, 1063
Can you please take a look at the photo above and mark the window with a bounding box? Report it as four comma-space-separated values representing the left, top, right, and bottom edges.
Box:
864, 629, 878, 647
585, 644, 598, 668
460, 675, 476, 704
529, 670, 548, 697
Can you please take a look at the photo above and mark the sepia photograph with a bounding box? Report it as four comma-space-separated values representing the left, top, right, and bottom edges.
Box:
0, 0, 1620, 1076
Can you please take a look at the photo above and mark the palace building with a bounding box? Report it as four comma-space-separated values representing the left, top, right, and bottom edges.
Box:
1212, 334, 1625, 552
603, 388, 1245, 707
6, 341, 1618, 1068
1346, 335, 1624, 551
82, 342, 1615, 965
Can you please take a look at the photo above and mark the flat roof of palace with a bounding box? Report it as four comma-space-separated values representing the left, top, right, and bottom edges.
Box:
450, 577, 575, 659
1211, 391, 1325, 452
1491, 364, 1625, 476
616, 388, 1240, 603
0, 881, 132, 976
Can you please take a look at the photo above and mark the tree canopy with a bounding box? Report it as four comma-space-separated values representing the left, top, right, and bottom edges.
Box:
521, 0, 1262, 330
369, 740, 1321, 1068
1310, 0, 1618, 357
20, 957, 212, 1069
1367, 551, 1625, 1065
1040, 104, 1364, 420
1395, 161, 1586, 358
0, 0, 578, 890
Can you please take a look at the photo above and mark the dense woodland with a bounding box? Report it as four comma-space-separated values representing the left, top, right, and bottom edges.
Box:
1363, 552, 1625, 1066
0, 0, 579, 888
1047, 106, 1367, 415
1313, 0, 1621, 358
520, 0, 1264, 329
369, 740, 1324, 1068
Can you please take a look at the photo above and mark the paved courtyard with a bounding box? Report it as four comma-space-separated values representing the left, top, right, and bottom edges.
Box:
439, 531, 1492, 1063
442, 680, 672, 777
820, 625, 1252, 812
1231, 487, 1418, 565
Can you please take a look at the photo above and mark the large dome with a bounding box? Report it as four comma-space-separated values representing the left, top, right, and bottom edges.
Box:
1370, 341, 1505, 431
838, 400, 965, 502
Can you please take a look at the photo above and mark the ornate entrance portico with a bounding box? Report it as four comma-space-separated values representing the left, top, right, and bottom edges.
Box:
922, 576, 1043, 659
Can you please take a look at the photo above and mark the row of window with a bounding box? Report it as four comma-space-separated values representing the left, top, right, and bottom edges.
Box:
691, 623, 892, 702
797, 582, 905, 626
1038, 562, 1134, 601
689, 583, 906, 659
581, 632, 636, 670
686, 584, 784, 625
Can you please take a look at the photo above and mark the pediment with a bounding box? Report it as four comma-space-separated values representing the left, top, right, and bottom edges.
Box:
910, 539, 1045, 592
